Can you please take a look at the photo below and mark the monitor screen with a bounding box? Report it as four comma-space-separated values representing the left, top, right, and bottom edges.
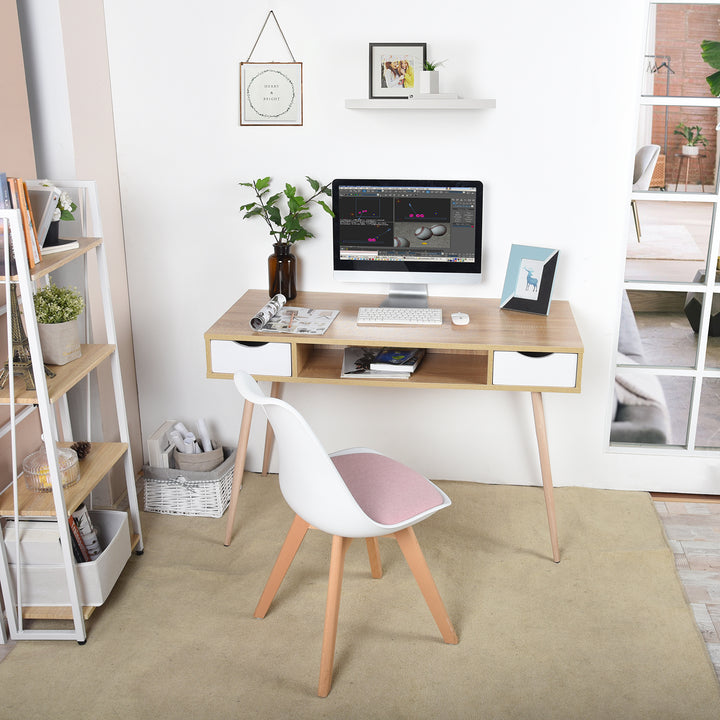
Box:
332, 179, 483, 305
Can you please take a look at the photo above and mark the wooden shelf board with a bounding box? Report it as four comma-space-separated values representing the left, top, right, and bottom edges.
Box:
22, 605, 96, 621
0, 441, 128, 517
0, 344, 115, 405
296, 346, 490, 388
0, 237, 101, 282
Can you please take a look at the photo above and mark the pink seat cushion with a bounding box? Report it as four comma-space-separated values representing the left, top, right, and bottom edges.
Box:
331, 452, 445, 525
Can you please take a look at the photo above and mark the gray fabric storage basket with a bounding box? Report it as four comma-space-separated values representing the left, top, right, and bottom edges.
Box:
143, 447, 236, 518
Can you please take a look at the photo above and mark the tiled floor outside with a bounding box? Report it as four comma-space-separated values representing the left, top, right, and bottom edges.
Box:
655, 498, 720, 681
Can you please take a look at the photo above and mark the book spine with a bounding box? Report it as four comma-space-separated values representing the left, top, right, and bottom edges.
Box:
7, 177, 35, 268
68, 515, 91, 562
72, 504, 102, 559
21, 180, 41, 262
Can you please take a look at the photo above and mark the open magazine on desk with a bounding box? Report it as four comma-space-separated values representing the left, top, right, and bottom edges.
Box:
250, 294, 338, 335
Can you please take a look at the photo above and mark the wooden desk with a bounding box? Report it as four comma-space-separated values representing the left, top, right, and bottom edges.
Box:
205, 289, 584, 561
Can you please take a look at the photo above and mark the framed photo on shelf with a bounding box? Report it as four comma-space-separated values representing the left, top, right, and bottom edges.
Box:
240, 62, 303, 126
369, 43, 426, 99
500, 245, 559, 315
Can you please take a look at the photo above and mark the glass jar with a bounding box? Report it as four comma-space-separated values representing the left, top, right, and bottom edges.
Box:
268, 242, 297, 300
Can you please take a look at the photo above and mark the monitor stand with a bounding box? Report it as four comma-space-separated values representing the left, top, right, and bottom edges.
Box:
380, 283, 428, 308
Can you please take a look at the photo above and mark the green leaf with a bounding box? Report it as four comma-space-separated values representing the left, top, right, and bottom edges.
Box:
702, 40, 720, 70
239, 202, 256, 211
255, 177, 271, 190
243, 208, 263, 218
707, 69, 720, 97
284, 183, 296, 198
318, 200, 334, 216
238, 181, 253, 187
287, 197, 305, 213
267, 206, 282, 225
266, 193, 282, 206
306, 176, 320, 192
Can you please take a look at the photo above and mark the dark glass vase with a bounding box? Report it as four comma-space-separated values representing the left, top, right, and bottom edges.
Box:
268, 242, 297, 300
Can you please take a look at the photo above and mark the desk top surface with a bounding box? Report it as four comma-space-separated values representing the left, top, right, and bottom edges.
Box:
206, 290, 583, 353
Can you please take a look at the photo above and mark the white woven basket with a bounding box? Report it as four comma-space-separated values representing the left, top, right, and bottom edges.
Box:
143, 447, 236, 518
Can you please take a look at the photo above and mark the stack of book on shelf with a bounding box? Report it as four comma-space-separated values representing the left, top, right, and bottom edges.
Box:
0, 173, 43, 271
341, 346, 425, 380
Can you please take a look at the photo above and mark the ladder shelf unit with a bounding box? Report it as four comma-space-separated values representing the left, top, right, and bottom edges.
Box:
0, 180, 143, 642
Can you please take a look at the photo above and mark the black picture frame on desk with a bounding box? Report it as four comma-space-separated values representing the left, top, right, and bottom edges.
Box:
501, 244, 559, 315
369, 43, 426, 98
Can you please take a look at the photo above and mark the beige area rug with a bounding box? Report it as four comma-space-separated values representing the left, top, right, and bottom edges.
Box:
628, 223, 705, 260
2, 476, 720, 720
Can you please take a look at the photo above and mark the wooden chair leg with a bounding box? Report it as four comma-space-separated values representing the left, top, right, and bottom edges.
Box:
366, 537, 382, 578
394, 527, 458, 645
254, 514, 310, 619
318, 535, 352, 698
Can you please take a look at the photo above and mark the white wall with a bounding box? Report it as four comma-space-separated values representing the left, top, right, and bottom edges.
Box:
101, 0, 719, 494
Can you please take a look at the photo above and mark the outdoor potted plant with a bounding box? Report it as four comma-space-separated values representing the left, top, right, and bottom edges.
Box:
32, 280, 84, 365
239, 176, 333, 299
673, 122, 708, 156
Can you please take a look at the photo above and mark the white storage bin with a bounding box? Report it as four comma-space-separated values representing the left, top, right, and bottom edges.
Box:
492, 351, 578, 389
4, 509, 131, 607
210, 339, 291, 376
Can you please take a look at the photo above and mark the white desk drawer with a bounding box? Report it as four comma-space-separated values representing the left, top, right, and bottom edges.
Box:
492, 351, 578, 388
210, 340, 292, 376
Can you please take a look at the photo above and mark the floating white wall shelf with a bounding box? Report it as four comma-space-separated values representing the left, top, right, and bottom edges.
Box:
344, 98, 496, 110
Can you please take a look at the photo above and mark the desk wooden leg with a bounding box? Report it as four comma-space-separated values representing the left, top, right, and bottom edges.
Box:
261, 382, 282, 475
531, 392, 560, 563
224, 399, 254, 547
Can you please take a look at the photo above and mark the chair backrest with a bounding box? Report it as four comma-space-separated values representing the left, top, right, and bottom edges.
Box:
233, 371, 382, 536
632, 144, 661, 191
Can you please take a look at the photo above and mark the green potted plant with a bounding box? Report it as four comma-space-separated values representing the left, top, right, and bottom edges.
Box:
673, 122, 708, 156
239, 176, 333, 300
420, 58, 446, 95
32, 279, 84, 365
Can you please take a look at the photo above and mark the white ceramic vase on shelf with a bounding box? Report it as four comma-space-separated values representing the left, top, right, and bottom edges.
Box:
37, 320, 81, 365
682, 145, 699, 156
419, 70, 440, 94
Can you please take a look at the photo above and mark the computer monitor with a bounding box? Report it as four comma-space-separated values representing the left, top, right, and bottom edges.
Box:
332, 179, 483, 307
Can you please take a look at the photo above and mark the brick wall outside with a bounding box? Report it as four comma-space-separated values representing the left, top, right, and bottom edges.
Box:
650, 4, 720, 188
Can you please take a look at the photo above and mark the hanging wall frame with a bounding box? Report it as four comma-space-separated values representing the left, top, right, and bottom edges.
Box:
240, 11, 303, 126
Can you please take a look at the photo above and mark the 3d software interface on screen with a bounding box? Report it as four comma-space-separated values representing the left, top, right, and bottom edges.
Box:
337, 185, 477, 263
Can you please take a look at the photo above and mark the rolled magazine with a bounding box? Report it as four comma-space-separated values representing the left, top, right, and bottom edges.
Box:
250, 293, 286, 330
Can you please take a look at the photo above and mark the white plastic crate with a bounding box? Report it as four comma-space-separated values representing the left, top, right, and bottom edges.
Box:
143, 447, 236, 518
3, 509, 131, 607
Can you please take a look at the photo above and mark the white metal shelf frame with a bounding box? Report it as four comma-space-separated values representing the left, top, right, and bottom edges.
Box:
0, 180, 143, 642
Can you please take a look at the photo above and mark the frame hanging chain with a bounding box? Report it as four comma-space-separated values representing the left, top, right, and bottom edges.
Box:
246, 10, 296, 63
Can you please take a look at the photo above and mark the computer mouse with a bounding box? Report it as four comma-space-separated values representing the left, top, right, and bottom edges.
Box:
451, 312, 470, 326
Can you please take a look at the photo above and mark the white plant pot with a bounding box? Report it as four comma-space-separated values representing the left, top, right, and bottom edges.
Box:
419, 70, 440, 95
682, 145, 699, 156
37, 320, 81, 365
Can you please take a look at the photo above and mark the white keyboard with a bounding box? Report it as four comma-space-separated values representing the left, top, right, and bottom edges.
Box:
356, 306, 443, 326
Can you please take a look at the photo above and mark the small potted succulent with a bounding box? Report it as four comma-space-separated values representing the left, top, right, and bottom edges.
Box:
674, 122, 708, 156
32, 279, 84, 365
420, 58, 446, 95
239, 176, 333, 299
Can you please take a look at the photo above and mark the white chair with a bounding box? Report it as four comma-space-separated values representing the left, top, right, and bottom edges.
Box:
631, 144, 661, 241
233, 370, 458, 697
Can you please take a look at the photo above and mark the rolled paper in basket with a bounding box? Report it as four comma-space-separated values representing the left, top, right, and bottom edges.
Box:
250, 293, 286, 330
